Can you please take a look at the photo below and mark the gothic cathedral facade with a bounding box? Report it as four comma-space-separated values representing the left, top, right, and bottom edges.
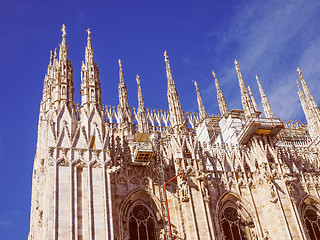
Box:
29, 25, 320, 240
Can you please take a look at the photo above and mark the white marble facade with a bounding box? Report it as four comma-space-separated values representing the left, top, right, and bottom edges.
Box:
29, 25, 320, 240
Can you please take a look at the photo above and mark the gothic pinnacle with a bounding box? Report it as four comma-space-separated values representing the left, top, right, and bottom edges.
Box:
234, 60, 257, 118
297, 67, 320, 112
212, 70, 229, 117
59, 24, 68, 62
135, 74, 148, 133
54, 48, 57, 59
117, 58, 131, 124
193, 80, 206, 120
247, 86, 259, 112
164, 50, 175, 86
85, 28, 94, 64
61, 24, 66, 41
164, 51, 186, 129
297, 67, 314, 102
87, 28, 91, 39
86, 28, 92, 49
136, 74, 145, 109
256, 75, 274, 118
49, 50, 53, 65
119, 59, 125, 84
296, 79, 315, 138
297, 67, 320, 134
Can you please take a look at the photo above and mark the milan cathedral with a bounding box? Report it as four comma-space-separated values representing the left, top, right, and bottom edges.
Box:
29, 25, 320, 240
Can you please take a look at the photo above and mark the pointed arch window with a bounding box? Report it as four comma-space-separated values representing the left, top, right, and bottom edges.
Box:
302, 204, 320, 240
219, 200, 256, 240
128, 202, 156, 240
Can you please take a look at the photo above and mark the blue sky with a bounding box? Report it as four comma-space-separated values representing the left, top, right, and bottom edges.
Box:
1, 0, 320, 238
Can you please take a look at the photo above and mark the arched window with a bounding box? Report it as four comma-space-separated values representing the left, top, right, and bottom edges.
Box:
302, 204, 320, 240
62, 86, 66, 96
219, 200, 255, 240
128, 202, 156, 240
90, 89, 95, 100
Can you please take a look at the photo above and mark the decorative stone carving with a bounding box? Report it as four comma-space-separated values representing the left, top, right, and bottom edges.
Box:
196, 171, 211, 201
179, 171, 189, 202
263, 172, 278, 203
263, 230, 272, 240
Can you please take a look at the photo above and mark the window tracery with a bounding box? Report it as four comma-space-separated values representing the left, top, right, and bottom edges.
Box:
219, 200, 255, 240
301, 203, 320, 240
128, 202, 156, 240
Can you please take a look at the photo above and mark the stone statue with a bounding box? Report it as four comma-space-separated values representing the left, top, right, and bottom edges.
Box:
179, 172, 189, 202
61, 24, 66, 37
86, 28, 91, 38
54, 48, 57, 59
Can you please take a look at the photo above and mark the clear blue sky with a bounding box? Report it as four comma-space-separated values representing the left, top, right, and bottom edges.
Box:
1, 0, 320, 238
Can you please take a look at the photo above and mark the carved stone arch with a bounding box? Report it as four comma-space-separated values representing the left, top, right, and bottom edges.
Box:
56, 158, 69, 167
71, 159, 87, 169
120, 189, 164, 240
216, 191, 260, 240
90, 88, 95, 100
62, 86, 66, 96
299, 195, 320, 239
89, 160, 102, 168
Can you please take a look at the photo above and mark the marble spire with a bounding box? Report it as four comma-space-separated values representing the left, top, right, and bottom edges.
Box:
256, 75, 274, 119
80, 28, 102, 113
193, 80, 207, 120
247, 86, 259, 112
234, 60, 257, 118
297, 67, 320, 138
212, 70, 229, 117
164, 51, 186, 129
297, 80, 316, 138
297, 67, 320, 117
136, 75, 149, 133
118, 59, 131, 123
50, 25, 74, 111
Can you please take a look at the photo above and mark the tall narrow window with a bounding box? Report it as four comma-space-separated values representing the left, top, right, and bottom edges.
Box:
219, 200, 255, 240
302, 205, 320, 240
128, 203, 156, 240
221, 206, 247, 240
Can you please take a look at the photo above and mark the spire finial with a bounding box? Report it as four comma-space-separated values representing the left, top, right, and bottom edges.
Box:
136, 74, 140, 85
297, 67, 303, 79
193, 80, 198, 88
118, 59, 122, 69
164, 50, 168, 61
234, 59, 239, 68
49, 50, 53, 64
86, 28, 91, 38
212, 70, 217, 79
61, 24, 66, 38
54, 48, 57, 59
